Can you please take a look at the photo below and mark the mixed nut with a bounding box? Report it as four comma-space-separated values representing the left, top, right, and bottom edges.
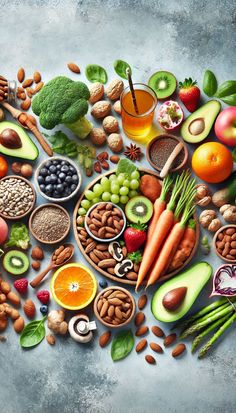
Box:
215, 226, 236, 261
95, 287, 134, 326
85, 202, 125, 241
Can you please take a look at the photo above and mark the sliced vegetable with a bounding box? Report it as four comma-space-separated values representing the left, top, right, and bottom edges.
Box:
85, 64, 108, 84
203, 70, 218, 97
113, 60, 132, 79
20, 317, 46, 348
5, 223, 30, 250
111, 329, 134, 361
211, 264, 236, 297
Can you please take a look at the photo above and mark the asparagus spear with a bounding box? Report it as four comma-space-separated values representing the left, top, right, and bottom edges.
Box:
191, 314, 231, 353
180, 305, 234, 339
198, 312, 236, 359
188, 302, 229, 326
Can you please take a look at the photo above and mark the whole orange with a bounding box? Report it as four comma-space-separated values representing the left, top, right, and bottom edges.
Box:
0, 155, 8, 178
192, 142, 233, 183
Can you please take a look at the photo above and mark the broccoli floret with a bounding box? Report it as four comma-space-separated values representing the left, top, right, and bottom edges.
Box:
32, 76, 92, 138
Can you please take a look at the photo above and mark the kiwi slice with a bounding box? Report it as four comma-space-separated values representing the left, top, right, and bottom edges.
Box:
125, 196, 153, 224
148, 71, 177, 99
3, 250, 29, 275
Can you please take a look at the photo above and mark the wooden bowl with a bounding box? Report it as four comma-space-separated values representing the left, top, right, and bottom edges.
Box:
73, 168, 200, 286
29, 203, 70, 245
213, 225, 236, 263
146, 134, 188, 176
0, 175, 36, 220
93, 286, 136, 328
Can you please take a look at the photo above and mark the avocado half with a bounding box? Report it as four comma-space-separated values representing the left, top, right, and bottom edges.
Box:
181, 100, 221, 143
0, 121, 39, 160
151, 262, 213, 323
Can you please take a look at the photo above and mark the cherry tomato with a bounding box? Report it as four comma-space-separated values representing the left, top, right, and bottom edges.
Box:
0, 155, 8, 178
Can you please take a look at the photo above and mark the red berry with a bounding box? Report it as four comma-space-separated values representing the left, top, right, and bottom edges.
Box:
36, 290, 50, 304
13, 278, 28, 294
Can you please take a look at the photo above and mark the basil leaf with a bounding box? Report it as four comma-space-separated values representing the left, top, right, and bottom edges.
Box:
111, 329, 134, 361
20, 317, 46, 348
203, 70, 217, 97
215, 80, 236, 98
116, 159, 137, 176
85, 64, 107, 84
220, 93, 236, 106
114, 60, 132, 79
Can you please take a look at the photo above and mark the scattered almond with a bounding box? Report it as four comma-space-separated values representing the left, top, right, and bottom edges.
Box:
150, 342, 163, 353
34, 81, 44, 93
31, 246, 44, 261
172, 343, 186, 358
17, 68, 25, 83
21, 99, 31, 111
1, 281, 11, 294
26, 87, 34, 98
33, 71, 41, 83
110, 155, 120, 164
32, 261, 41, 271
134, 311, 145, 327
138, 295, 147, 310
46, 334, 56, 345
135, 325, 149, 337
164, 333, 177, 347
99, 331, 111, 348
67, 62, 81, 74
145, 354, 156, 365
22, 78, 34, 88
135, 338, 147, 353
151, 325, 165, 338
23, 299, 36, 319
13, 317, 25, 333
7, 291, 21, 306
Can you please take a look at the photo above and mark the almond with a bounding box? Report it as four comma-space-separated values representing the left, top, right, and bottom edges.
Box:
150, 342, 163, 353
134, 311, 145, 327
145, 354, 156, 365
99, 331, 111, 347
23, 299, 36, 319
172, 343, 186, 358
34, 81, 44, 93
110, 155, 120, 164
135, 325, 149, 337
22, 78, 33, 88
7, 291, 21, 306
21, 99, 31, 111
33, 71, 41, 83
98, 259, 116, 269
67, 62, 81, 74
100, 301, 109, 318
135, 338, 147, 353
138, 294, 148, 310
26, 87, 34, 98
17, 68, 25, 83
164, 333, 177, 347
46, 334, 56, 345
0, 281, 11, 294
13, 317, 25, 333
151, 325, 165, 338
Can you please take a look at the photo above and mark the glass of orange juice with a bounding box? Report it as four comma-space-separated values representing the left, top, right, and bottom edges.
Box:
120, 83, 157, 141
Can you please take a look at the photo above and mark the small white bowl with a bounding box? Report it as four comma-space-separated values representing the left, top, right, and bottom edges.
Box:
85, 202, 126, 243
35, 156, 82, 203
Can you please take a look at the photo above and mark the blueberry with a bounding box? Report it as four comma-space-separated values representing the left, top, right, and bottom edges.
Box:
57, 178, 62, 184
45, 184, 53, 193
71, 184, 77, 192
57, 184, 64, 193
69, 165, 76, 173
52, 160, 58, 165
49, 165, 57, 173
45, 161, 52, 168
72, 174, 78, 183
53, 191, 61, 198
61, 160, 69, 166
67, 170, 72, 176
40, 305, 48, 315
40, 168, 48, 177
58, 172, 66, 181
63, 188, 71, 196
61, 165, 69, 173
99, 280, 108, 289
37, 175, 44, 184
56, 164, 61, 170
50, 174, 57, 183
45, 175, 52, 184
65, 175, 72, 184
39, 184, 45, 192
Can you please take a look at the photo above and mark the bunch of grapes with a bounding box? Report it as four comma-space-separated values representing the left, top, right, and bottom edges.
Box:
78, 170, 140, 216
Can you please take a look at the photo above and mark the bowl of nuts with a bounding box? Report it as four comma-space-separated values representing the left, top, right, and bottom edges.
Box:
0, 175, 36, 220
94, 286, 136, 328
85, 202, 126, 242
213, 225, 236, 263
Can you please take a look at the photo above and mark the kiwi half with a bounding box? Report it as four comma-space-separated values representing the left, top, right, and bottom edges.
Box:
148, 71, 177, 99
3, 250, 29, 275
125, 196, 153, 224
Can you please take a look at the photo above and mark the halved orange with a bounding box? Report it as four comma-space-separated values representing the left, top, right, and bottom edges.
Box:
51, 263, 97, 310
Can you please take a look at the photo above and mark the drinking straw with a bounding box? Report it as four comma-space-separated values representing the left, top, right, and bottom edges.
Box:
126, 68, 139, 114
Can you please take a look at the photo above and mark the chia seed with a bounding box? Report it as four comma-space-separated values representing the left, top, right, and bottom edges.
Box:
31, 206, 69, 242
150, 137, 185, 170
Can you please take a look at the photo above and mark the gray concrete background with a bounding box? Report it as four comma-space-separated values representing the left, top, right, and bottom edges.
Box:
0, 1, 236, 412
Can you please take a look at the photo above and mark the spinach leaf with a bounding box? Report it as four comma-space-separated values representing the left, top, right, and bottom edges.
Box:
85, 64, 108, 84
215, 80, 236, 98
116, 159, 137, 176
111, 329, 134, 361
220, 93, 236, 106
114, 60, 132, 79
20, 317, 46, 348
203, 70, 217, 97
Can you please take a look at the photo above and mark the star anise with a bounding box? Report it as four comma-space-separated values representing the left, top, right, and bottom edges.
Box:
124, 143, 143, 161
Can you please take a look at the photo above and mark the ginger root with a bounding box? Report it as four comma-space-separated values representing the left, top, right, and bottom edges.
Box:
47, 310, 68, 335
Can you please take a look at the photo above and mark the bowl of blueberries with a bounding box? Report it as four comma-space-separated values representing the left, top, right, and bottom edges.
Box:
35, 156, 82, 202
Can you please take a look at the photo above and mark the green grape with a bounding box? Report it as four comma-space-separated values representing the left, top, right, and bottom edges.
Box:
102, 192, 111, 202
93, 183, 103, 196
131, 170, 140, 180
78, 207, 86, 216
123, 179, 130, 187
92, 197, 100, 204
111, 194, 120, 204
120, 195, 129, 204
117, 173, 125, 185
130, 179, 140, 190
111, 183, 120, 194
101, 177, 110, 191
81, 199, 91, 209
85, 189, 95, 200
109, 174, 117, 182
120, 186, 129, 196
129, 190, 138, 198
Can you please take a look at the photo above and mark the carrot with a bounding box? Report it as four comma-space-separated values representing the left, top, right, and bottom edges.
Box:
168, 219, 196, 271
146, 199, 196, 288
136, 171, 190, 291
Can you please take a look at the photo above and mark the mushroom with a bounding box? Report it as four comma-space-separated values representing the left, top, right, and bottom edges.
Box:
108, 242, 123, 262
114, 260, 133, 277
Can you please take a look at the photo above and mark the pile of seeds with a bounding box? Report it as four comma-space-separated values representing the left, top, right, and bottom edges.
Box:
31, 205, 69, 242
0, 177, 34, 218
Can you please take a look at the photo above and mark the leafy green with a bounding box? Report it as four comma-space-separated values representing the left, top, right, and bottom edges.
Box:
116, 159, 137, 176
203, 70, 217, 97
45, 131, 78, 157
85, 64, 108, 84
20, 317, 46, 348
114, 60, 132, 79
5, 223, 30, 250
220, 93, 236, 106
128, 251, 143, 264
215, 80, 236, 98
111, 330, 134, 361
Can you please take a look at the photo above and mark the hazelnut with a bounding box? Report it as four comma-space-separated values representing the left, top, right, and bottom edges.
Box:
91, 101, 111, 119
90, 128, 106, 146
106, 79, 124, 100
102, 116, 119, 134
113, 100, 121, 115
31, 246, 44, 261
11, 162, 22, 174
32, 261, 41, 271
107, 133, 123, 153
21, 163, 33, 178
89, 82, 104, 104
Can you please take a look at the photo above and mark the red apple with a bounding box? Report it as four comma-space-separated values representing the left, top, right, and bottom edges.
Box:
0, 217, 8, 245
215, 107, 236, 147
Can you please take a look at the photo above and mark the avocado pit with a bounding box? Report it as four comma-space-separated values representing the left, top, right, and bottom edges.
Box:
162, 287, 187, 311
0, 128, 22, 149
188, 118, 205, 136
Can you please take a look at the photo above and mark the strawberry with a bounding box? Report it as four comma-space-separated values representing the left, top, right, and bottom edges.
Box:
36, 290, 50, 304
178, 78, 200, 112
13, 278, 28, 294
124, 223, 147, 253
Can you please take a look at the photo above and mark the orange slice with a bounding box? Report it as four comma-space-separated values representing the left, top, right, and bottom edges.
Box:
51, 263, 97, 310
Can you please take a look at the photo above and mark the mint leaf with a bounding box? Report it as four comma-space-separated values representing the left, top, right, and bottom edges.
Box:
116, 159, 137, 176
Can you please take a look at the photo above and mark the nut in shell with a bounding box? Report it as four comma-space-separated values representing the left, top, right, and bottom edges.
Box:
89, 82, 104, 104
102, 116, 119, 134
91, 101, 111, 119
106, 79, 124, 101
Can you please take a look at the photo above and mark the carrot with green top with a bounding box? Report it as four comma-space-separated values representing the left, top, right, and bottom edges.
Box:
168, 219, 196, 271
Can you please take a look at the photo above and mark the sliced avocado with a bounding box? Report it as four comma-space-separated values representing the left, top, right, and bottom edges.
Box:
0, 121, 38, 160
151, 262, 212, 322
181, 100, 221, 143
3, 250, 29, 275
